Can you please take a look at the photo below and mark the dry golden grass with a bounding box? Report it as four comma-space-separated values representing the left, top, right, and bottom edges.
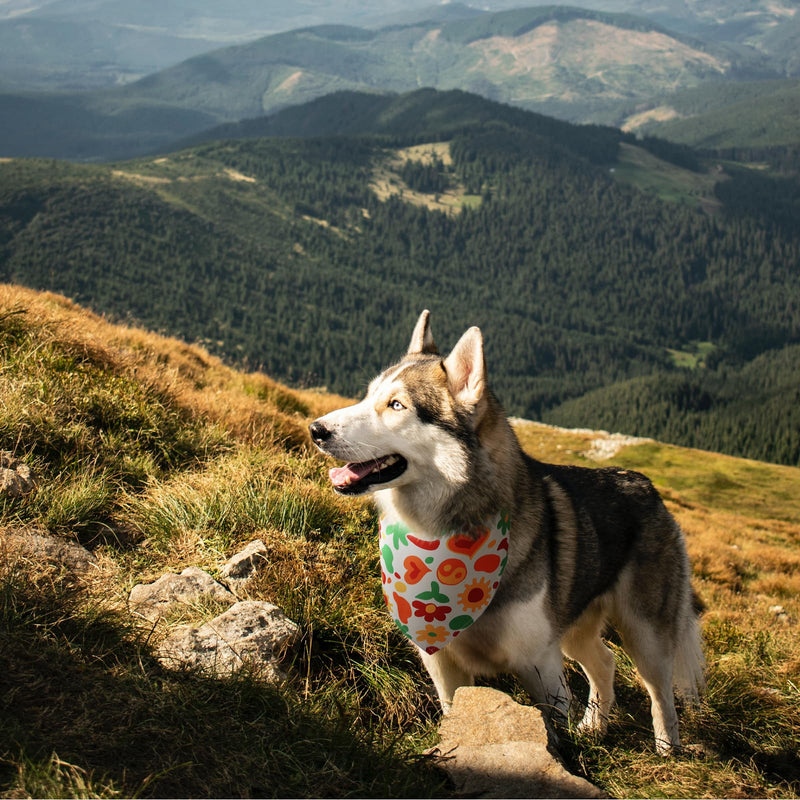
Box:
0, 283, 313, 451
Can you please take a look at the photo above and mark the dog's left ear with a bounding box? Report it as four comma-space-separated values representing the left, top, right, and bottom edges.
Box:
407, 309, 438, 355
444, 326, 485, 407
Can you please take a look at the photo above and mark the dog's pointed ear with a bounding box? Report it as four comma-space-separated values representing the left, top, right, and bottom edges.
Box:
407, 309, 438, 355
443, 326, 485, 407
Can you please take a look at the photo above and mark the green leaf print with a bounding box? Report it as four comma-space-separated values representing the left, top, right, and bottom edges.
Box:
386, 521, 410, 549
415, 581, 449, 604
381, 543, 394, 574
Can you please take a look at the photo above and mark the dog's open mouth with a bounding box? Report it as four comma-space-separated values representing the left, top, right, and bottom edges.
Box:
328, 454, 407, 495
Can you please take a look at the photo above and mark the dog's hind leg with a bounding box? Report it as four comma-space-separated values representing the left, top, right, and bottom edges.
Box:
561, 607, 615, 737
616, 617, 680, 755
420, 648, 473, 714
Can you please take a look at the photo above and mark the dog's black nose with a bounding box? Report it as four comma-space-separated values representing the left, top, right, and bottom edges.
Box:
309, 420, 332, 444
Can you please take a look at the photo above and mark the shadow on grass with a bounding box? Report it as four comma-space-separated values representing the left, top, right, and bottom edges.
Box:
0, 569, 448, 799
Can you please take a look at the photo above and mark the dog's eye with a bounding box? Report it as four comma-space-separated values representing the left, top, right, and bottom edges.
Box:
389, 399, 405, 411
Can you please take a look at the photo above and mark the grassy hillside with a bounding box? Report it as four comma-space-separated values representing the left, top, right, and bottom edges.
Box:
1, 91, 799, 467
1, 284, 799, 798
0, 6, 769, 161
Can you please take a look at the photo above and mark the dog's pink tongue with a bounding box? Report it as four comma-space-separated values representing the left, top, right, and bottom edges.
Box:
329, 461, 375, 488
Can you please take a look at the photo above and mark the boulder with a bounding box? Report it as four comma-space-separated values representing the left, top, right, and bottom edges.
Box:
432, 686, 604, 799
0, 451, 36, 498
157, 600, 299, 682
129, 566, 236, 621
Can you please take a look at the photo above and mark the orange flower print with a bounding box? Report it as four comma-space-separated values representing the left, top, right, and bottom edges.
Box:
416, 624, 448, 647
458, 577, 493, 613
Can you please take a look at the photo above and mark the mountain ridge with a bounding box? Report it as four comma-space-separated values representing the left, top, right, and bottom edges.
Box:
0, 4, 779, 161
2, 89, 798, 466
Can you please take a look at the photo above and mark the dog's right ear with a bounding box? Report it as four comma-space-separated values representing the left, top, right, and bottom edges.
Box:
407, 309, 438, 355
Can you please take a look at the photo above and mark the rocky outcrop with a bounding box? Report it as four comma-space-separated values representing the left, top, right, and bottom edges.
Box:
0, 452, 36, 498
129, 566, 236, 621
128, 542, 298, 683
157, 600, 299, 682
432, 686, 605, 799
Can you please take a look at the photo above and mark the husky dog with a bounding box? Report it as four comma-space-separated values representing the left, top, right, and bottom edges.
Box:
309, 310, 704, 754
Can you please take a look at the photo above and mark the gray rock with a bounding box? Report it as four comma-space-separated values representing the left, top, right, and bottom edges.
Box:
1, 528, 96, 575
129, 566, 236, 621
432, 686, 605, 799
0, 452, 36, 498
157, 600, 299, 681
220, 539, 268, 585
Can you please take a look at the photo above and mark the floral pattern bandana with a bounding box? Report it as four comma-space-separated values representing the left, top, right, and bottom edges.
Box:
379, 511, 510, 654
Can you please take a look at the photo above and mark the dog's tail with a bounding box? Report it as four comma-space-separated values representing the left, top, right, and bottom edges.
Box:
673, 587, 706, 703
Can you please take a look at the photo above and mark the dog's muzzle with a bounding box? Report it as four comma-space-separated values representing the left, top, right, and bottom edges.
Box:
309, 419, 408, 495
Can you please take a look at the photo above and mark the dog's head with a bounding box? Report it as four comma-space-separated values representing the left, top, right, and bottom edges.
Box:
309, 310, 488, 497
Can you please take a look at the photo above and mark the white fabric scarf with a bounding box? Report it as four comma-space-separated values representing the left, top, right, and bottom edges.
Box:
379, 511, 510, 654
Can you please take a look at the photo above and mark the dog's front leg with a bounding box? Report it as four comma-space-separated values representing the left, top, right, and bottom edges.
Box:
515, 645, 573, 720
420, 648, 473, 714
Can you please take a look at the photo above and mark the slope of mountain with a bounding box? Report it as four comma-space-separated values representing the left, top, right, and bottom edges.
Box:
1, 90, 798, 464
0, 5, 775, 161
2, 282, 798, 799
568, 0, 800, 74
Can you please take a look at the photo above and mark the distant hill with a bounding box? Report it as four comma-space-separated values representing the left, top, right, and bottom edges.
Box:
173, 87, 625, 153
585, 0, 800, 75
620, 79, 800, 148
113, 6, 764, 123
2, 89, 798, 465
0, 0, 444, 91
0, 5, 776, 161
0, 16, 224, 90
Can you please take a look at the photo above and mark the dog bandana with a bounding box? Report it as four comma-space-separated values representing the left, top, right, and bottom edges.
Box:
379, 511, 510, 654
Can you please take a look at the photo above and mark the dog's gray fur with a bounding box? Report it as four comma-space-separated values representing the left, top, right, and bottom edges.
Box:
310, 310, 705, 754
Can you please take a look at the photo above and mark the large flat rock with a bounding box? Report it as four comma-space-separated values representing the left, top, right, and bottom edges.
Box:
129, 566, 236, 621
433, 686, 605, 799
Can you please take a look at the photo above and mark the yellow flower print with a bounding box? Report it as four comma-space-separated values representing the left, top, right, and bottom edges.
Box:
416, 623, 448, 646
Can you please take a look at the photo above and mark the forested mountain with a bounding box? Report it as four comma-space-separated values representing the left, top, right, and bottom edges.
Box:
0, 5, 775, 161
1, 90, 799, 465
4, 0, 795, 94
0, 0, 440, 91
175, 88, 626, 155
